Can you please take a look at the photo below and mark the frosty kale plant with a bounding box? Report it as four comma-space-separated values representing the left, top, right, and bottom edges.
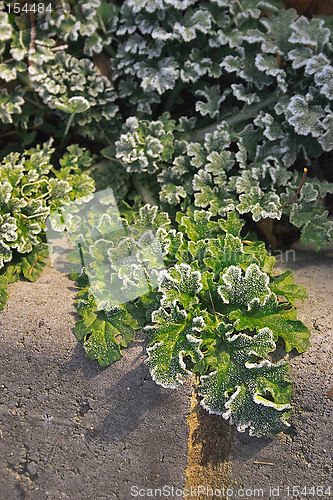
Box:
114, 0, 333, 165
0, 141, 95, 310
28, 52, 119, 139
116, 114, 333, 250
65, 204, 310, 437
0, 0, 120, 141
40, 0, 119, 57
112, 0, 333, 249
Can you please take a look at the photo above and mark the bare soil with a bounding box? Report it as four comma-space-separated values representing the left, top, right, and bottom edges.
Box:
0, 267, 191, 500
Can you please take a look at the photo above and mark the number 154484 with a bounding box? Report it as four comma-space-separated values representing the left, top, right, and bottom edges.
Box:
7, 3, 53, 14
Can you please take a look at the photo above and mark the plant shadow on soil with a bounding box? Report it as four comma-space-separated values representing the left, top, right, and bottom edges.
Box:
94, 366, 170, 443
59, 333, 171, 442
59, 341, 105, 380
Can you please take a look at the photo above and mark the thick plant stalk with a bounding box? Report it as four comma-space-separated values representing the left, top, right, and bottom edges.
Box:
132, 174, 158, 206
191, 95, 279, 141
278, 168, 308, 210
185, 379, 232, 500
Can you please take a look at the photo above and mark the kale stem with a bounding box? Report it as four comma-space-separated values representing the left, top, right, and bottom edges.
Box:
234, 0, 244, 11
191, 95, 278, 141
24, 96, 45, 110
278, 168, 308, 210
64, 114, 74, 137
132, 174, 157, 206
208, 289, 217, 318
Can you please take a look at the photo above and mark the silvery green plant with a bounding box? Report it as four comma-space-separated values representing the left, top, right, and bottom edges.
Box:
28, 52, 119, 139
114, 0, 333, 165
64, 204, 310, 437
112, 0, 333, 248
40, 0, 119, 57
116, 114, 333, 250
0, 1, 120, 140
0, 140, 95, 310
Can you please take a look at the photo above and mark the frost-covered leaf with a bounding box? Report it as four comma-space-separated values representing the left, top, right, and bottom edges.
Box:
286, 95, 325, 138
199, 323, 292, 437
218, 264, 270, 310
137, 57, 179, 95
254, 112, 284, 141
219, 212, 245, 237
0, 10, 12, 41
116, 115, 175, 174
145, 305, 204, 388
204, 234, 254, 277
230, 293, 310, 353
0, 88, 24, 124
176, 209, 219, 242
160, 184, 186, 205
245, 8, 297, 55
75, 293, 138, 366
159, 263, 202, 308
196, 85, 225, 118
126, 0, 164, 14
231, 84, 260, 105
237, 187, 281, 222
288, 46, 314, 70
318, 113, 333, 151
314, 66, 333, 100
180, 51, 213, 82
54, 96, 90, 114
300, 214, 333, 251
173, 9, 211, 42
0, 62, 17, 82
289, 16, 330, 52
255, 54, 286, 91
305, 54, 331, 76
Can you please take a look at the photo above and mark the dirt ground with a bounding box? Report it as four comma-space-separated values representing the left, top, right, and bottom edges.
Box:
0, 267, 191, 500
0, 241, 332, 500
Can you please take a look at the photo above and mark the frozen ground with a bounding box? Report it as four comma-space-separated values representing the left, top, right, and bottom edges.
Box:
0, 267, 191, 500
